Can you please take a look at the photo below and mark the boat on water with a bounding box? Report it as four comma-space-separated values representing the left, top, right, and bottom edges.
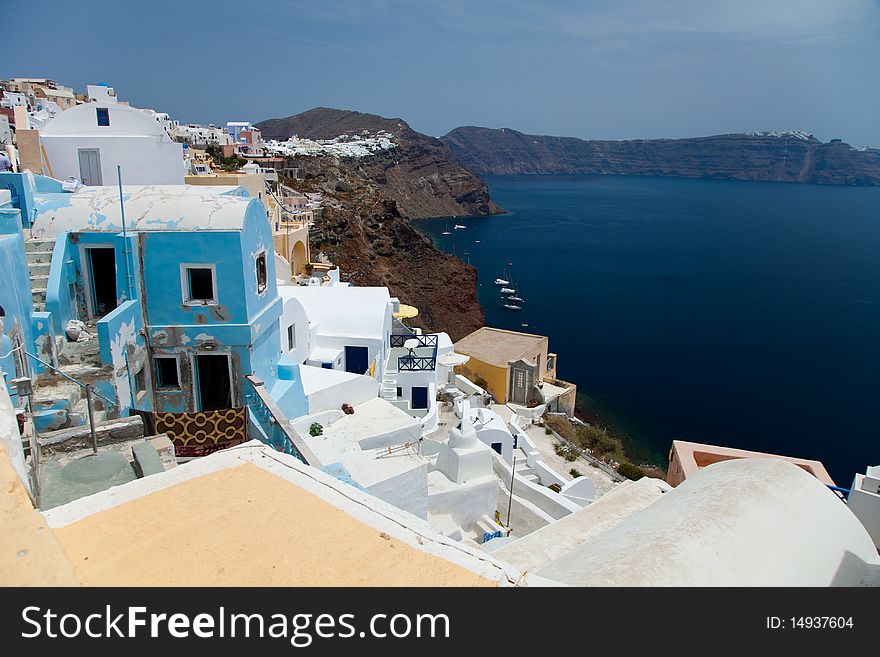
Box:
500, 287, 516, 294
454, 224, 466, 229
441, 223, 451, 235
494, 277, 509, 286
507, 295, 524, 302
503, 303, 523, 311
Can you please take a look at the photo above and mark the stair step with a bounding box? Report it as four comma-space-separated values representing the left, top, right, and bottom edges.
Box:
28, 262, 51, 277
26, 239, 56, 253
26, 251, 54, 265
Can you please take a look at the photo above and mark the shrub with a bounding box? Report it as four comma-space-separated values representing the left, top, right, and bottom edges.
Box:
309, 422, 323, 437
617, 462, 646, 480
544, 427, 553, 435
570, 469, 582, 478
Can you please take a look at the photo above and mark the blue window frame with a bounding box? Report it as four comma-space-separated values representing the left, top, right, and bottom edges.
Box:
96, 107, 110, 126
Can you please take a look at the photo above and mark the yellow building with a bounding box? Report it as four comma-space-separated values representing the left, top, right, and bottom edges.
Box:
454, 327, 577, 414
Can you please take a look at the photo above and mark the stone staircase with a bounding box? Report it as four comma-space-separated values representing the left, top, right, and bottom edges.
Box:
31, 328, 118, 435
25, 237, 56, 313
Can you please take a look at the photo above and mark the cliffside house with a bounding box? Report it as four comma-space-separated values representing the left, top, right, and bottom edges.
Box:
453, 327, 576, 415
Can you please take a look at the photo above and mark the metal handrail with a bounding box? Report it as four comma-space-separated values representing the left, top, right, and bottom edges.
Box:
25, 351, 117, 408
398, 355, 437, 371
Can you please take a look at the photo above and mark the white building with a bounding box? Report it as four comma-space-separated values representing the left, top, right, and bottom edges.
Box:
40, 96, 186, 186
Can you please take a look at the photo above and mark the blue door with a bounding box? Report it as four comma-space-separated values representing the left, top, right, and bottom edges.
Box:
345, 346, 369, 374
412, 386, 428, 410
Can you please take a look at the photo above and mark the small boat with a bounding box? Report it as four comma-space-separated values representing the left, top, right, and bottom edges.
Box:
500, 287, 516, 294
454, 224, 466, 229
507, 295, 524, 302
494, 278, 509, 286
441, 221, 451, 235
503, 303, 523, 311
474, 240, 480, 243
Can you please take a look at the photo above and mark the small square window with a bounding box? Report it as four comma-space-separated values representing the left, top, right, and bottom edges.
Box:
256, 252, 267, 293
396, 386, 402, 398
96, 107, 110, 127
134, 367, 146, 394
154, 357, 180, 388
287, 324, 295, 351
185, 267, 215, 303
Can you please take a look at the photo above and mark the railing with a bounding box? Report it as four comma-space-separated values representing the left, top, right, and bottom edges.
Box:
25, 351, 117, 408
390, 334, 438, 349
244, 375, 318, 466
398, 355, 437, 371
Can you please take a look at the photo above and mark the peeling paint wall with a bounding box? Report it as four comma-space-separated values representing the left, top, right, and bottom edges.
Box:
44, 232, 78, 335
96, 300, 149, 415
0, 201, 34, 401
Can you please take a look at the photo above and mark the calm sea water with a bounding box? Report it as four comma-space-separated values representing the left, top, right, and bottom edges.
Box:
417, 175, 880, 483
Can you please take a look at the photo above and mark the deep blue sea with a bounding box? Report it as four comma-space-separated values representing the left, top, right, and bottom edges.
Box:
417, 175, 880, 484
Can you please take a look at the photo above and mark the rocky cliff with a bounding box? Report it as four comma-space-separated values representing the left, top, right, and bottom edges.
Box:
441, 127, 880, 185
257, 108, 501, 218
256, 109, 502, 339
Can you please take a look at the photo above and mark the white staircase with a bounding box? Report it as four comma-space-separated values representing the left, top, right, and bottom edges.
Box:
25, 237, 56, 312
380, 355, 398, 401
513, 447, 540, 484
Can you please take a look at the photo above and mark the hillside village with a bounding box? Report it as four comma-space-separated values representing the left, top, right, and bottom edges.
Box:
1, 77, 878, 587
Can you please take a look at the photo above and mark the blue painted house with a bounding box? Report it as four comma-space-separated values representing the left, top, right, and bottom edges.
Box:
26, 181, 308, 427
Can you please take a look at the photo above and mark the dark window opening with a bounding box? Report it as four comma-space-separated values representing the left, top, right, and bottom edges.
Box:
154, 357, 180, 388
256, 252, 267, 293
96, 107, 110, 126
134, 368, 146, 395
491, 442, 503, 455
396, 386, 402, 398
187, 267, 214, 303
287, 324, 295, 351
195, 354, 231, 411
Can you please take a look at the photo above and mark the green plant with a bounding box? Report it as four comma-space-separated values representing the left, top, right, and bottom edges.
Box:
570, 469, 582, 478
309, 422, 323, 437
544, 427, 553, 435
617, 462, 646, 480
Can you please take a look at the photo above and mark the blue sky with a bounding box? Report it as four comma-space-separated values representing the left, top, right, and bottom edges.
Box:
6, 0, 880, 145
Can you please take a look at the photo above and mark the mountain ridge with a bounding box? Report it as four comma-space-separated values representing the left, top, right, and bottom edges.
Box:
440, 126, 880, 185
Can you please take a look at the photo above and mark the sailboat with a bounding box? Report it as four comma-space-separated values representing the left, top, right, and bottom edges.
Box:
495, 263, 511, 286
507, 295, 524, 303
441, 221, 451, 235
454, 223, 466, 230
503, 302, 523, 311
499, 286, 516, 295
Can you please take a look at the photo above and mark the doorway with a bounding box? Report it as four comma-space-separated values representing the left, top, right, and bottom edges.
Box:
344, 346, 369, 375
77, 148, 102, 186
195, 354, 232, 411
412, 386, 428, 410
86, 247, 118, 318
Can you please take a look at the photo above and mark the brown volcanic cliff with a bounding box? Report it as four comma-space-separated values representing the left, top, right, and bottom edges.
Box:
256, 109, 502, 339
257, 108, 501, 218
441, 127, 880, 185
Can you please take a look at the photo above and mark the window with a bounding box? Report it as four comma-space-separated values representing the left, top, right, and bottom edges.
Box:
396, 387, 402, 398
287, 324, 296, 351
516, 370, 525, 389
96, 107, 110, 127
255, 252, 267, 293
134, 367, 147, 397
154, 357, 180, 388
183, 266, 216, 304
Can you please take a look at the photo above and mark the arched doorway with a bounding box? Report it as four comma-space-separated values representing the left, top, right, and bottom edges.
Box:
292, 240, 308, 275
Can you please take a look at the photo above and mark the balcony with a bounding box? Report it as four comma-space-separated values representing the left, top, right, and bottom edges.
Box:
388, 334, 438, 372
